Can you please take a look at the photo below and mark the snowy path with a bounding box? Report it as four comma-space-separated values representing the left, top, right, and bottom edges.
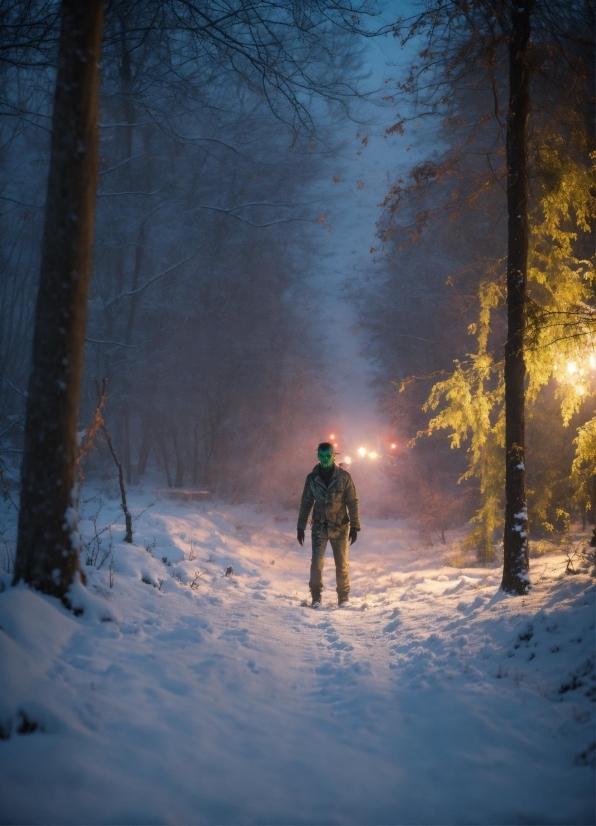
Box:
0, 493, 594, 824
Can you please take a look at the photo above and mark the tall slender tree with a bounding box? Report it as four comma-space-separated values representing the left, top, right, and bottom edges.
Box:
381, 0, 592, 593
502, 0, 532, 593
13, 0, 104, 599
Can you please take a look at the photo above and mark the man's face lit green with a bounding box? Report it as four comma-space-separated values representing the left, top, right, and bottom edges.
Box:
318, 447, 334, 469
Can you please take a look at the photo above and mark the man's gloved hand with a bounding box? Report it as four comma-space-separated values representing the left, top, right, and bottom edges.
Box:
297, 528, 305, 546
349, 528, 359, 545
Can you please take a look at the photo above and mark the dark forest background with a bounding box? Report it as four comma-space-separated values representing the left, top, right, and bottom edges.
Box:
1, 0, 594, 557
0, 2, 367, 506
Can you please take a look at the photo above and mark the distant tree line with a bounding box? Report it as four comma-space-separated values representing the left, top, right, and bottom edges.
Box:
0, 0, 370, 496
0, 0, 378, 599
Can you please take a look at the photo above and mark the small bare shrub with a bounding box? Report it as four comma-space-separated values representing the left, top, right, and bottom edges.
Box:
565, 541, 596, 576
0, 541, 15, 574
190, 570, 204, 590
187, 538, 197, 561
96, 527, 113, 571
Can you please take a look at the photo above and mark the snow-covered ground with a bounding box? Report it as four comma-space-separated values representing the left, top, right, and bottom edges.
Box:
0, 486, 594, 825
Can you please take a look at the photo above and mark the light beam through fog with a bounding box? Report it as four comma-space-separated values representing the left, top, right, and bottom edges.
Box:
302, 17, 431, 514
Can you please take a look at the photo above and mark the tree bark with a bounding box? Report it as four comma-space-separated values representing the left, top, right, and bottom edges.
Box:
122, 403, 132, 485
170, 424, 185, 488
13, 0, 104, 598
158, 432, 172, 488
501, 0, 532, 595
192, 420, 200, 486
137, 416, 152, 480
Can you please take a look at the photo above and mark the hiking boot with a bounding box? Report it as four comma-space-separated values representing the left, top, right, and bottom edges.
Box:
338, 595, 349, 608
311, 591, 322, 609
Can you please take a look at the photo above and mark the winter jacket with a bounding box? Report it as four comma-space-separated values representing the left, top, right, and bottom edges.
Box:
297, 464, 361, 536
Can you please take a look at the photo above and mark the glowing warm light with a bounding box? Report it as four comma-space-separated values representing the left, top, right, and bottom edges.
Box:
368, 451, 378, 459
329, 433, 335, 440
391, 443, 397, 449
333, 443, 338, 448
358, 447, 367, 457
344, 456, 352, 464
555, 354, 596, 393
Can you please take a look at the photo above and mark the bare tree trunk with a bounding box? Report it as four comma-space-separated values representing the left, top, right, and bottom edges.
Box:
122, 403, 132, 485
170, 424, 185, 488
192, 420, 200, 486
158, 432, 172, 488
125, 220, 145, 344
501, 0, 532, 595
137, 416, 151, 480
101, 424, 133, 544
13, 0, 104, 599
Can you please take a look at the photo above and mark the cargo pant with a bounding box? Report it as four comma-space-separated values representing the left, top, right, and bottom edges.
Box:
309, 525, 350, 601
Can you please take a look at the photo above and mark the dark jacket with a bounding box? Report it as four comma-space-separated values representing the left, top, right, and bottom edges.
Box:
297, 464, 361, 536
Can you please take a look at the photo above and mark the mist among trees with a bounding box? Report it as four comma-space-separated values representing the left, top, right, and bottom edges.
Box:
0, 3, 594, 822
355, 0, 595, 586
0, 0, 594, 597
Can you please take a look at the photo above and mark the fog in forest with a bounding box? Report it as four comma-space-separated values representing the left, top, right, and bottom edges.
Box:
0, 5, 404, 516
0, 4, 594, 822
1, 0, 593, 550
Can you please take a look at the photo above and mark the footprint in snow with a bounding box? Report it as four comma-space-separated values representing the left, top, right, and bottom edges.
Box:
328, 639, 354, 651
457, 595, 486, 614
219, 628, 250, 647
383, 619, 400, 633
322, 622, 354, 651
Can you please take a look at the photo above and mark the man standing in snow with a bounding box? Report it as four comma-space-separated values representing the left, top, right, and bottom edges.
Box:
297, 442, 360, 608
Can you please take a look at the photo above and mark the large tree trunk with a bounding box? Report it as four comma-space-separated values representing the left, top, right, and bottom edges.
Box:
501, 0, 532, 595
13, 0, 104, 599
